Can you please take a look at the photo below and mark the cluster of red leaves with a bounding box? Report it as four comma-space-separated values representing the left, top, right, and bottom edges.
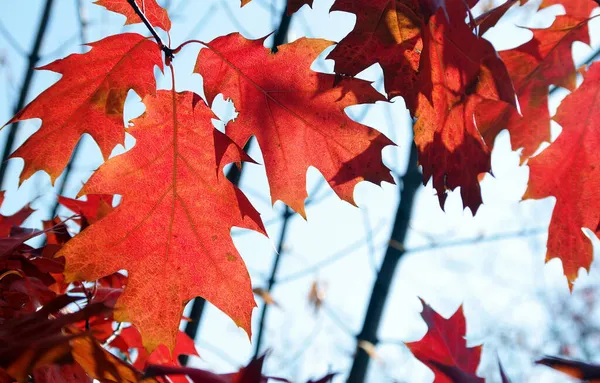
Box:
1, 197, 310, 382
2, 0, 600, 379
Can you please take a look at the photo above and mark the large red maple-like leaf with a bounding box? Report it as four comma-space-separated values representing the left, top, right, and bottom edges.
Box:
478, 15, 591, 161
95, 0, 171, 31
406, 300, 483, 383
414, 9, 515, 213
524, 62, 600, 287
196, 34, 394, 217
57, 90, 266, 353
3, 33, 162, 184
326, 0, 422, 109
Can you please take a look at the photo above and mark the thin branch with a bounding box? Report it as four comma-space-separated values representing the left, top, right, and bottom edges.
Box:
125, 0, 173, 61
0, 0, 55, 189
276, 225, 546, 286
275, 218, 388, 285
348, 140, 420, 383
253, 206, 293, 358
0, 18, 27, 57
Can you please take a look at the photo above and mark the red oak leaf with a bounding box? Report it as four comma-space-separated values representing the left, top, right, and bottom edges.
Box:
537, 0, 598, 18
32, 363, 91, 383
474, 0, 519, 36
95, 0, 171, 31
524, 62, 600, 287
59, 195, 114, 228
116, 326, 197, 383
3, 33, 162, 184
196, 34, 394, 217
0, 192, 33, 238
414, 9, 515, 213
406, 300, 483, 383
326, 0, 423, 109
479, 15, 591, 161
287, 0, 314, 14
57, 90, 266, 353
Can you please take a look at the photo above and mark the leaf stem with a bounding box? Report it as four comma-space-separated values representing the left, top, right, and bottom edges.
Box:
126, 0, 174, 63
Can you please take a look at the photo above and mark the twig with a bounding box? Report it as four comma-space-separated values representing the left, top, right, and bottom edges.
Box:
0, 18, 27, 57
125, 0, 173, 62
0, 0, 55, 189
253, 206, 293, 358
348, 141, 421, 383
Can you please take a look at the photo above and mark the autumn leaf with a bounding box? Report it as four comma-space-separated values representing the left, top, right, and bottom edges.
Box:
32, 363, 92, 383
253, 287, 280, 308
67, 328, 144, 383
406, 300, 483, 383
116, 326, 198, 377
196, 34, 394, 217
523, 62, 600, 287
144, 354, 287, 383
413, 9, 515, 213
536, 0, 598, 18
59, 195, 114, 229
474, 0, 519, 36
95, 0, 171, 31
478, 15, 591, 161
287, 0, 314, 14
0, 295, 110, 382
0, 191, 33, 237
536, 356, 600, 381
57, 90, 266, 353
3, 33, 162, 184
326, 0, 422, 109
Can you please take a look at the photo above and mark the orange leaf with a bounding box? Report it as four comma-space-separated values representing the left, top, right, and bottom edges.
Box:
57, 91, 266, 353
68, 329, 143, 383
95, 0, 171, 31
406, 300, 483, 383
252, 287, 280, 308
3, 33, 162, 184
196, 34, 394, 217
524, 62, 600, 287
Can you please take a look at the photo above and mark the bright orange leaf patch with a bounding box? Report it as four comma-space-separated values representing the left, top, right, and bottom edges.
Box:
3, 33, 162, 184
57, 90, 266, 352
